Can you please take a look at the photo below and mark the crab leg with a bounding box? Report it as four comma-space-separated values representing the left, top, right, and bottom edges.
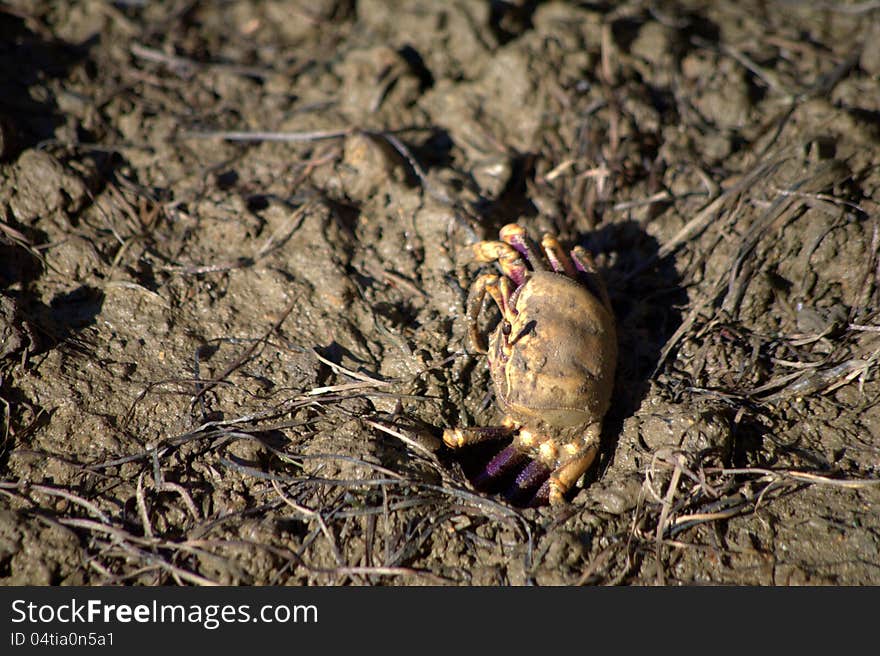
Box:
499, 223, 547, 271
473, 240, 530, 287
465, 273, 518, 353
443, 424, 516, 448
532, 423, 602, 506
571, 245, 613, 315
465, 273, 497, 352
493, 429, 552, 500
541, 233, 578, 277
504, 459, 551, 501
473, 444, 529, 487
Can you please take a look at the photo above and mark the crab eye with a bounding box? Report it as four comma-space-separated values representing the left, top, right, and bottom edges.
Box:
501, 321, 512, 335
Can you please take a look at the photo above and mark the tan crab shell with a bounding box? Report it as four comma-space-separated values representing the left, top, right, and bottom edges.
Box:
488, 270, 617, 441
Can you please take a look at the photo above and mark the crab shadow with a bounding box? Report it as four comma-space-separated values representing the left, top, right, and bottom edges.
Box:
583, 220, 685, 463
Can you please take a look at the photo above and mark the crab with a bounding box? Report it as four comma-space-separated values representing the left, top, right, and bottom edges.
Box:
444, 224, 617, 506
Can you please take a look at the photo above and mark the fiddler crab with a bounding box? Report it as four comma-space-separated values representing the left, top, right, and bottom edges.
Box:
444, 224, 617, 506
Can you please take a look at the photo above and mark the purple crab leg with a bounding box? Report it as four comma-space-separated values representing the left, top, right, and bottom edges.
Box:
541, 233, 578, 277
509, 458, 550, 495
528, 479, 552, 507
499, 224, 547, 271
473, 445, 529, 487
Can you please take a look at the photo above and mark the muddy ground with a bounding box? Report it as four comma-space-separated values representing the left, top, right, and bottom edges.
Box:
1, 0, 879, 586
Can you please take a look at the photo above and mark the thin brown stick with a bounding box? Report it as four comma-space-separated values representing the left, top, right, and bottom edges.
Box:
653, 453, 684, 586
271, 479, 344, 566
158, 481, 201, 520
191, 297, 299, 406
0, 481, 111, 524
54, 517, 220, 586
362, 419, 442, 461
181, 128, 353, 142
704, 467, 880, 489
136, 473, 153, 538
